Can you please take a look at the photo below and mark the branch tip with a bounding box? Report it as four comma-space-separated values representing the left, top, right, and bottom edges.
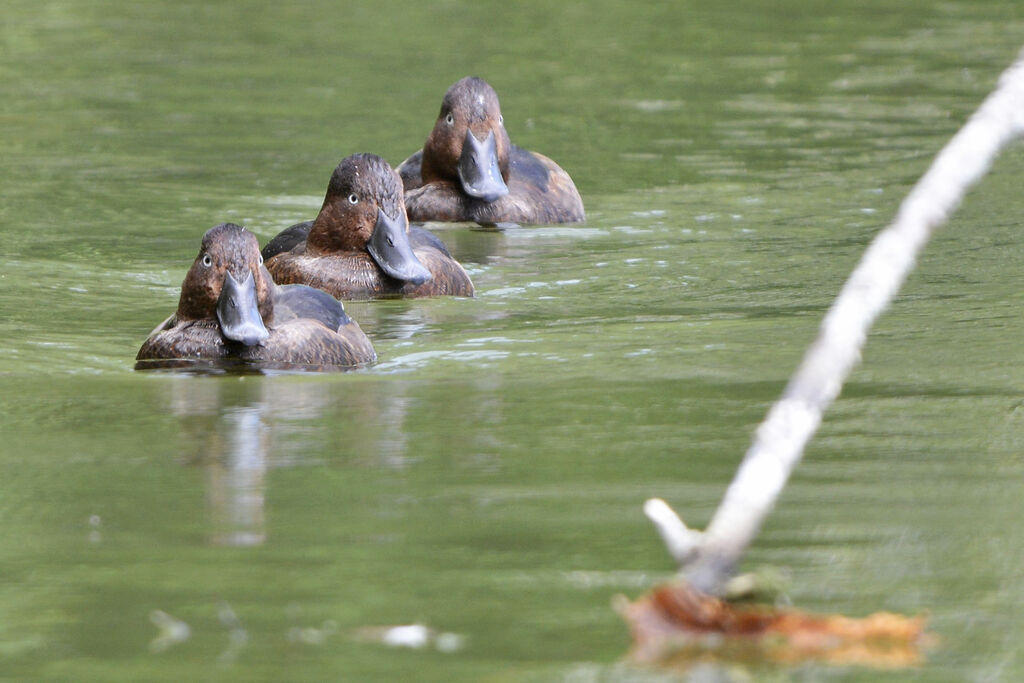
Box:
643, 498, 703, 567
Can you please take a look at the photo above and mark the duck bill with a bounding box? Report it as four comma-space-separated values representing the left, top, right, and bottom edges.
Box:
216, 270, 270, 346
457, 129, 509, 202
367, 209, 432, 285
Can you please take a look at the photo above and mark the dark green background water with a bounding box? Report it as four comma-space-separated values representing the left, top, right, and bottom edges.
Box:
3, 1, 1024, 680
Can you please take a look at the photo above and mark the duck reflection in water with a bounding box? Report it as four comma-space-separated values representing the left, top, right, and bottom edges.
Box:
168, 378, 270, 547
162, 373, 426, 547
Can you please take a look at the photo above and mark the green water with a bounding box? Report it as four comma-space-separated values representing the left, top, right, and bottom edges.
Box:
3, 1, 1024, 680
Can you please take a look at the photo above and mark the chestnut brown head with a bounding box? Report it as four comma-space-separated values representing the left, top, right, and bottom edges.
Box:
176, 223, 272, 345
308, 154, 430, 284
420, 77, 511, 202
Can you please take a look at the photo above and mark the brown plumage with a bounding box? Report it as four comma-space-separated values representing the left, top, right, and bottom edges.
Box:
397, 76, 585, 224
136, 223, 375, 369
268, 246, 474, 298
264, 153, 474, 299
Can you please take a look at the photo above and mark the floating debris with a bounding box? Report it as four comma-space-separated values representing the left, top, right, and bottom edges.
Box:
383, 624, 430, 649
354, 623, 465, 653
288, 620, 338, 646
148, 610, 191, 653
616, 580, 930, 669
217, 601, 248, 664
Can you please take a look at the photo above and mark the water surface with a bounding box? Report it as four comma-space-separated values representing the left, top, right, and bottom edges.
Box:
3, 1, 1024, 680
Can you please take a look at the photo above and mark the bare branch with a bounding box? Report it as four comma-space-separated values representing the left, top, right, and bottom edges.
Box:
648, 47, 1024, 595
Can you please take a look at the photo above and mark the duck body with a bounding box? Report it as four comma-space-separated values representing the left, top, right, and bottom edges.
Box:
264, 154, 474, 300
262, 220, 452, 261
265, 241, 473, 299
136, 223, 375, 369
396, 76, 584, 225
137, 316, 372, 367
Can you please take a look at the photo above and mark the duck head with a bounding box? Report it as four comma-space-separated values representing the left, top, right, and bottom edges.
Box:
176, 223, 272, 346
307, 153, 431, 285
421, 76, 511, 203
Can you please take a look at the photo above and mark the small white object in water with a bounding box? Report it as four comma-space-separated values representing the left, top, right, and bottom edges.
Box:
149, 610, 191, 653
383, 624, 431, 648
288, 620, 338, 645
216, 600, 248, 663
357, 623, 466, 653
434, 631, 466, 653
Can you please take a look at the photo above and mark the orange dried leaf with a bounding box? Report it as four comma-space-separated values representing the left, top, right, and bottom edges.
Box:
617, 580, 931, 669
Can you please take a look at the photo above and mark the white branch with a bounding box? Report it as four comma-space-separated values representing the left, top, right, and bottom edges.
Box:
643, 498, 703, 564
648, 47, 1024, 595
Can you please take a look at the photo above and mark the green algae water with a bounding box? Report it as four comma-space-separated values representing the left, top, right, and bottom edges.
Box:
3, 1, 1024, 680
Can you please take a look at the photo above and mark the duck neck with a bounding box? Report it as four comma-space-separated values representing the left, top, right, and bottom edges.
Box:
306, 205, 358, 255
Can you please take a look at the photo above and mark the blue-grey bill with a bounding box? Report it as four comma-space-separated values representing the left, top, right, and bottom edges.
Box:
457, 129, 509, 203
367, 209, 432, 285
217, 270, 270, 346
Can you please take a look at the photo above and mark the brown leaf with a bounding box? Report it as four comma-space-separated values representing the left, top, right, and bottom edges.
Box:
616, 580, 932, 669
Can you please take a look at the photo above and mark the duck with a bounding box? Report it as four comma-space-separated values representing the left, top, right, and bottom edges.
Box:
396, 76, 585, 225
136, 222, 376, 369
263, 153, 474, 299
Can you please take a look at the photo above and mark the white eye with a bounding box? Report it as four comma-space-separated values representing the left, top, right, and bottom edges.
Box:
445, 113, 454, 125
202, 254, 212, 267
498, 115, 504, 125
258, 253, 263, 265
348, 193, 359, 204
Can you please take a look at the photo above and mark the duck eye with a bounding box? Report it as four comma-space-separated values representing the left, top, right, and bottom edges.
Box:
202, 254, 213, 267
348, 193, 359, 205
445, 113, 454, 125
498, 115, 504, 125
258, 253, 263, 265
